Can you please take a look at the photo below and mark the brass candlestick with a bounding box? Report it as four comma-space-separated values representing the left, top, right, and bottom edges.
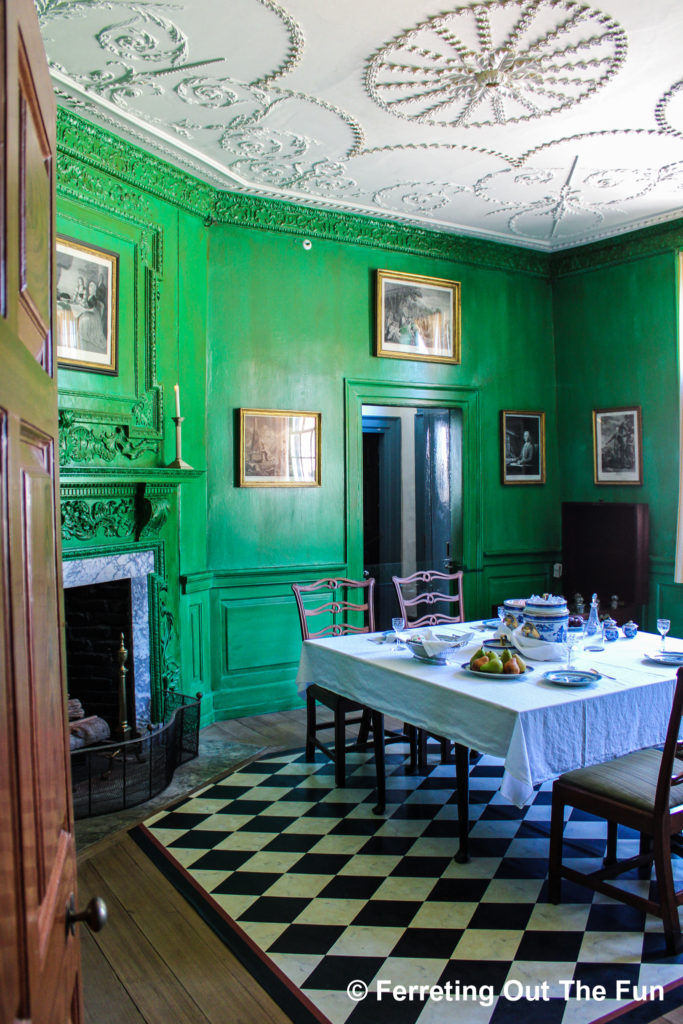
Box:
167, 415, 193, 470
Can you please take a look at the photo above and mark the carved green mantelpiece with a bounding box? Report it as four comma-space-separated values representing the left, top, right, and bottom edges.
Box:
59, 411, 158, 466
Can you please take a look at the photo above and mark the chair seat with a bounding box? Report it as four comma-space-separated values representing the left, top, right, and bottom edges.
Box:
560, 748, 683, 813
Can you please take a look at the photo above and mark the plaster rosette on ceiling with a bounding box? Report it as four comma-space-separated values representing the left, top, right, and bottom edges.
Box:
38, 0, 683, 251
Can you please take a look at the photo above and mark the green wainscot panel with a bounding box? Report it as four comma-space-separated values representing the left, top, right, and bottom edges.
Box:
221, 595, 303, 672
212, 668, 303, 721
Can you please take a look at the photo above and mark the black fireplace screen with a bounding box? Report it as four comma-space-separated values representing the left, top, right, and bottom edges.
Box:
70, 689, 201, 820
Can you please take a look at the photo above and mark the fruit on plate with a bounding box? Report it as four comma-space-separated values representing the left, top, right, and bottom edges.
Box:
469, 650, 526, 674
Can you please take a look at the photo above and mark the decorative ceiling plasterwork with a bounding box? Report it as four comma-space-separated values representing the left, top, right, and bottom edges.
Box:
38, 0, 683, 252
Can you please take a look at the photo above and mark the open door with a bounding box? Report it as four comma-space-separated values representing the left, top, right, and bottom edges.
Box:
362, 405, 463, 630
1, 2, 96, 1020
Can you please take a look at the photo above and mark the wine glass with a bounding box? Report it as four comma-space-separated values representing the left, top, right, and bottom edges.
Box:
391, 616, 405, 649
657, 618, 671, 652
497, 605, 506, 631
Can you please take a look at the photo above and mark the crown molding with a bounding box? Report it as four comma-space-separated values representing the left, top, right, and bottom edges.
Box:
550, 217, 683, 278
56, 108, 549, 277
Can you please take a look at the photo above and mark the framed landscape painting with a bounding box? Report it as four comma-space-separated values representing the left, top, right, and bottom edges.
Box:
239, 409, 321, 487
375, 269, 461, 364
56, 236, 118, 374
501, 410, 546, 485
593, 406, 642, 485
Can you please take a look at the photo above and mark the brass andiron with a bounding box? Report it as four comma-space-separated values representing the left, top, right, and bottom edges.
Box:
115, 633, 131, 742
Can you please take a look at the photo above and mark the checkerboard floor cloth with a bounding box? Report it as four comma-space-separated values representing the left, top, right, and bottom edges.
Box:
132, 745, 683, 1024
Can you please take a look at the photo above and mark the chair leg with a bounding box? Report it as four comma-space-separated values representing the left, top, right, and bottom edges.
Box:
417, 729, 428, 771
334, 706, 346, 788
406, 724, 418, 772
440, 738, 453, 764
652, 831, 682, 954
548, 788, 565, 904
604, 820, 618, 866
305, 689, 316, 762
372, 710, 386, 815
639, 833, 653, 879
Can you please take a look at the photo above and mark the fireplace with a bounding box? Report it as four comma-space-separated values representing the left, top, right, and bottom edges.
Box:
62, 549, 155, 728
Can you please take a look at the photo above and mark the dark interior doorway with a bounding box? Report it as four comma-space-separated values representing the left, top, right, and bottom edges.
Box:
362, 405, 463, 631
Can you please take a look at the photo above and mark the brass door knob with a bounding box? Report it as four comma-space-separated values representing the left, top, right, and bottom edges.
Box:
66, 894, 107, 935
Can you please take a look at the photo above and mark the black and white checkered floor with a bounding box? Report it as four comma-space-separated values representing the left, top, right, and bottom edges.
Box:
140, 745, 683, 1024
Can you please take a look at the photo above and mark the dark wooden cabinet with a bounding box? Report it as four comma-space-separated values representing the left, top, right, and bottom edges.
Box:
561, 501, 649, 624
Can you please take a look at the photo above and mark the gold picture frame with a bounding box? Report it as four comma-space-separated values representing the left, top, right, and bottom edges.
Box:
56, 236, 118, 374
501, 410, 546, 485
593, 406, 643, 485
239, 409, 321, 487
375, 269, 461, 364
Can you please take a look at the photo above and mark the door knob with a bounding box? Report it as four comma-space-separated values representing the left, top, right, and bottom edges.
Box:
66, 894, 107, 936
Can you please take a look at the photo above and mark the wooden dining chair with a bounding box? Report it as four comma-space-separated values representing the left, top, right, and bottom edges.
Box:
292, 577, 379, 790
392, 569, 465, 628
392, 569, 465, 767
549, 666, 683, 954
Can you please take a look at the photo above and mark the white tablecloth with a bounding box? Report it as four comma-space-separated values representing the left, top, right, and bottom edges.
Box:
295, 625, 679, 807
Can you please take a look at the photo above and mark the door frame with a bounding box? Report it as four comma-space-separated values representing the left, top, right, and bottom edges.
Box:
345, 379, 483, 617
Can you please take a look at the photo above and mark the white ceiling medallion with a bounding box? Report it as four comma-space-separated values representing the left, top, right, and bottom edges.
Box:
366, 0, 627, 128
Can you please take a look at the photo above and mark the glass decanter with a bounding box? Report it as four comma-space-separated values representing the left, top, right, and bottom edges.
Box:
583, 593, 605, 651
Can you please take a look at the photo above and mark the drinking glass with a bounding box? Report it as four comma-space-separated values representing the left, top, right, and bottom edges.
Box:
657, 618, 671, 652
391, 616, 405, 649
497, 605, 506, 630
565, 630, 581, 669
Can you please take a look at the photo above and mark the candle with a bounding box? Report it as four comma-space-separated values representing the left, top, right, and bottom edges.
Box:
174, 383, 181, 418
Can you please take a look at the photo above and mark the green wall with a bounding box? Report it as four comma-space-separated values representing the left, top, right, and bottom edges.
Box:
552, 232, 683, 634
55, 109, 683, 726
201, 223, 560, 718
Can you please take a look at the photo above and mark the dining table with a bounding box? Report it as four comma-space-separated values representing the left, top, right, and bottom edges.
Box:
295, 621, 681, 862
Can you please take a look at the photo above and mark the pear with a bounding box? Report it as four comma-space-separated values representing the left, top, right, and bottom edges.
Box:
512, 654, 526, 672
484, 655, 503, 674
500, 648, 512, 665
469, 647, 485, 668
472, 655, 489, 671
503, 659, 520, 674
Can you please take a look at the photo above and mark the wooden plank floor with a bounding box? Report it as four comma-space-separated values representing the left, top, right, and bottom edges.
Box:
78, 709, 308, 1024
77, 708, 683, 1024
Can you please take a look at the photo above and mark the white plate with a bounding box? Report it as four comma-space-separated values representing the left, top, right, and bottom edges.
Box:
543, 669, 598, 687
644, 651, 683, 666
460, 660, 533, 679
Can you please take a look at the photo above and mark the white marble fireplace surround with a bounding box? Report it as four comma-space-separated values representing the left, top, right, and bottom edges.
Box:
62, 550, 155, 726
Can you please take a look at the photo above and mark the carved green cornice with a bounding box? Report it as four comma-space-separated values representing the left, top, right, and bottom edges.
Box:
57, 107, 548, 277
211, 191, 549, 275
550, 217, 683, 278
57, 108, 215, 221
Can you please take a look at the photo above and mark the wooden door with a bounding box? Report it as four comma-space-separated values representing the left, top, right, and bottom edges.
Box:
0, 1, 84, 1021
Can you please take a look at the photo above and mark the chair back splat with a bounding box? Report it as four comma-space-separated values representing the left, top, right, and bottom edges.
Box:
392, 569, 464, 628
292, 577, 375, 640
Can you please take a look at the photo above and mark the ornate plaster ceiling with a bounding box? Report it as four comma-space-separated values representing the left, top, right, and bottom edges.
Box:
38, 0, 683, 251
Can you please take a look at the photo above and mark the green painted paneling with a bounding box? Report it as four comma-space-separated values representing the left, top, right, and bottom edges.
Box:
221, 596, 303, 672
552, 246, 682, 632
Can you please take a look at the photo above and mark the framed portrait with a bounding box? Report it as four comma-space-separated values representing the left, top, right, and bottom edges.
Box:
239, 409, 321, 487
501, 410, 546, 485
593, 406, 642, 485
56, 236, 118, 374
375, 269, 461, 364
